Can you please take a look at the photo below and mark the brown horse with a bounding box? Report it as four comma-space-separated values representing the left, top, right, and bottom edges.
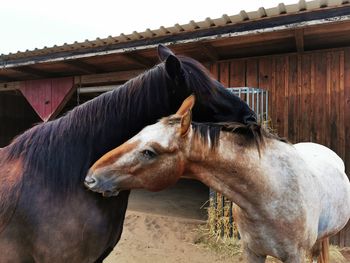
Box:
85, 96, 350, 263
0, 46, 256, 262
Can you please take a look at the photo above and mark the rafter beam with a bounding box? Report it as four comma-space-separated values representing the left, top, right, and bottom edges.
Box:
74, 69, 145, 86
200, 43, 219, 62
0, 81, 21, 91
294, 29, 304, 52
13, 66, 51, 78
122, 53, 153, 68
0, 75, 17, 83
64, 60, 103, 74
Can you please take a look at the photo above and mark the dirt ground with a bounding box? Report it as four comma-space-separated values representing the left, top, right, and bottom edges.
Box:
105, 180, 350, 263
105, 210, 237, 263
105, 179, 239, 263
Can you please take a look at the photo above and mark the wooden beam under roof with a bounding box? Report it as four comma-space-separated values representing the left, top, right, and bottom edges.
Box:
74, 69, 145, 86
64, 60, 104, 74
295, 29, 304, 52
13, 66, 52, 78
0, 75, 17, 83
304, 19, 350, 35
0, 81, 21, 91
121, 52, 154, 68
212, 30, 294, 48
0, 69, 146, 91
200, 43, 219, 62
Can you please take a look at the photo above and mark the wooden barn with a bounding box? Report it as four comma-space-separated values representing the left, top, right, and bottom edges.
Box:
1, 0, 350, 246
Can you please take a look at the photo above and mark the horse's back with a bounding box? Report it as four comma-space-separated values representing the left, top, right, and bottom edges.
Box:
294, 142, 345, 172
294, 142, 350, 238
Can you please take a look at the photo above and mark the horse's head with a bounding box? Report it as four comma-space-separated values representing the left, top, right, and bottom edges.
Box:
158, 44, 256, 124
84, 96, 195, 196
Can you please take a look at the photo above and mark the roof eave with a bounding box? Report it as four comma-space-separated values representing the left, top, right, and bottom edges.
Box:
1, 5, 350, 69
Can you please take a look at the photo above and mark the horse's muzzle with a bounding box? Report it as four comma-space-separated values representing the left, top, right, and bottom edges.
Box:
84, 174, 98, 189
84, 171, 121, 197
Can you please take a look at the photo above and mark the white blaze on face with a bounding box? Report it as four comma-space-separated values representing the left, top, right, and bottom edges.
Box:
114, 122, 175, 167
131, 122, 175, 148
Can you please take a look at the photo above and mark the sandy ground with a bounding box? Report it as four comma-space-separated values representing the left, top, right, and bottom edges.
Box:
104, 180, 350, 263
105, 210, 237, 263
105, 180, 240, 263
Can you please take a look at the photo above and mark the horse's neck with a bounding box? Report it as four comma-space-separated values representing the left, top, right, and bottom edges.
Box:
185, 135, 283, 214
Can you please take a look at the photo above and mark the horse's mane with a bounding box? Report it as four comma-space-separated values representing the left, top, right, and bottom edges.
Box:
165, 116, 287, 154
3, 55, 219, 193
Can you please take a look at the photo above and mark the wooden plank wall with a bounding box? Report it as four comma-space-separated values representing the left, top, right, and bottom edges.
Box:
210, 48, 350, 247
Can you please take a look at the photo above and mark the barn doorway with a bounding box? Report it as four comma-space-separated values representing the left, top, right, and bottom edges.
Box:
0, 91, 41, 147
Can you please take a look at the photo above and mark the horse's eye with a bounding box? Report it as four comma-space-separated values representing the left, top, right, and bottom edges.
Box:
141, 149, 158, 159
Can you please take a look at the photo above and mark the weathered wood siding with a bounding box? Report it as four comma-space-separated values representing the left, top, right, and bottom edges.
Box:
210, 48, 350, 247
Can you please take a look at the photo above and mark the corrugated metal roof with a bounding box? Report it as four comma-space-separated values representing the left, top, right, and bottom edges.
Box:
1, 0, 349, 60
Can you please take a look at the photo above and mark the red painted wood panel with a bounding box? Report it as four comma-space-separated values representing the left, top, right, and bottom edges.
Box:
20, 77, 74, 121
51, 77, 75, 118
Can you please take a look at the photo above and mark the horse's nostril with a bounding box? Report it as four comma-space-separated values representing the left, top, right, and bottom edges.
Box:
85, 176, 96, 186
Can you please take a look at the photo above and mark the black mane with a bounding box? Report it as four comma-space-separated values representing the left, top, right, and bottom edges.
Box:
191, 122, 287, 150
165, 116, 286, 154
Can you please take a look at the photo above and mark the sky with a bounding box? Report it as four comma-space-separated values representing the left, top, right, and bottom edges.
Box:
0, 0, 298, 54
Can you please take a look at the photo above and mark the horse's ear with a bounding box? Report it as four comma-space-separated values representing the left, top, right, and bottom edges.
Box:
176, 95, 195, 116
165, 54, 182, 81
157, 44, 175, 61
180, 109, 192, 137
177, 95, 194, 137
158, 44, 183, 81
